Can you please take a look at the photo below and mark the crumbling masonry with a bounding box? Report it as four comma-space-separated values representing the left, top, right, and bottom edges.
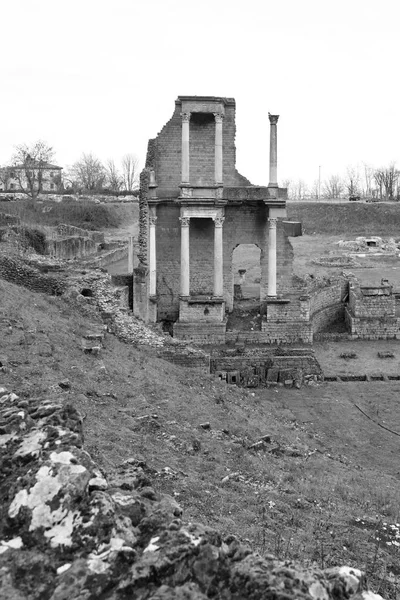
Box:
134, 95, 305, 344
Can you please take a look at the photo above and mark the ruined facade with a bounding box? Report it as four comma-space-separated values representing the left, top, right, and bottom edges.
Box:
134, 96, 301, 344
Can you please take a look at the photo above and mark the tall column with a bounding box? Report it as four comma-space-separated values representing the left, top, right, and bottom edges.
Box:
213, 216, 224, 297
214, 113, 224, 184
128, 235, 134, 273
181, 112, 190, 184
268, 114, 279, 188
267, 217, 277, 297
179, 216, 190, 296
149, 215, 157, 296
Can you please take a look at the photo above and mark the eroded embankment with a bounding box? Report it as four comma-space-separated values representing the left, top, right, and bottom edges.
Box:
0, 387, 383, 600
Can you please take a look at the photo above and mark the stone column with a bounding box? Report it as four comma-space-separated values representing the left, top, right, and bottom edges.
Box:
214, 113, 224, 184
179, 216, 190, 296
128, 235, 134, 273
149, 215, 157, 296
267, 217, 277, 297
213, 216, 225, 297
268, 114, 279, 188
181, 112, 190, 184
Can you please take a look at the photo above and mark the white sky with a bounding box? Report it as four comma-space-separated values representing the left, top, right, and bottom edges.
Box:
1, 0, 399, 187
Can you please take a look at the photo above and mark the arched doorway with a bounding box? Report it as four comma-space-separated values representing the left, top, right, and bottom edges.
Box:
232, 244, 261, 301
227, 244, 262, 331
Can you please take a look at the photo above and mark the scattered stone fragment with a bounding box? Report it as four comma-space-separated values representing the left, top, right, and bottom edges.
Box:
58, 379, 71, 390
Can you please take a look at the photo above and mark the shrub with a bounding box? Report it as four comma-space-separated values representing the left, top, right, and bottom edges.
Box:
20, 227, 47, 254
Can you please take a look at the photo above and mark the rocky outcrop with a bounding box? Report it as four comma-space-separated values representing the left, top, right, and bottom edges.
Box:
0, 388, 384, 600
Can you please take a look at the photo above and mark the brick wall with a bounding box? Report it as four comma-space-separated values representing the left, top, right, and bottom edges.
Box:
145, 99, 251, 194
189, 113, 215, 185
173, 322, 226, 344
158, 349, 210, 373
345, 307, 400, 339
190, 218, 214, 294
345, 281, 400, 339
210, 347, 322, 383
155, 203, 292, 321
154, 204, 181, 321
179, 299, 224, 322
309, 278, 348, 334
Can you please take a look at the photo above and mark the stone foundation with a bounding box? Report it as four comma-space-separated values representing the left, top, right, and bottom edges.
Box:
173, 321, 227, 344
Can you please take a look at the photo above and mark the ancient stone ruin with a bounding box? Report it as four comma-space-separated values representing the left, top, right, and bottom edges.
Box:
0, 387, 385, 599
134, 96, 292, 344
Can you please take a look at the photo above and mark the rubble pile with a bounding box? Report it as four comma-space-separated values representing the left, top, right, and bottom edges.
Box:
337, 237, 398, 253
92, 276, 166, 348
0, 387, 385, 600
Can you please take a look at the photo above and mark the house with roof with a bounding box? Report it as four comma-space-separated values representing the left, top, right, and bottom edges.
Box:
0, 161, 63, 194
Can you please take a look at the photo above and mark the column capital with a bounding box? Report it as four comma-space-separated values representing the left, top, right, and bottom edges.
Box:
179, 216, 190, 227
181, 112, 191, 123
149, 215, 157, 226
268, 113, 279, 125
213, 216, 225, 228
268, 216, 278, 228
214, 112, 224, 124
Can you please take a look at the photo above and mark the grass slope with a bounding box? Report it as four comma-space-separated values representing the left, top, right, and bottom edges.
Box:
287, 202, 400, 237
1, 277, 400, 597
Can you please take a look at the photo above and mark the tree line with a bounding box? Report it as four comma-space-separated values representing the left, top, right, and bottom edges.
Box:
0, 141, 140, 199
282, 163, 400, 201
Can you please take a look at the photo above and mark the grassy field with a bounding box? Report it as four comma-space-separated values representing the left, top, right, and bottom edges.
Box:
1, 274, 400, 597
2, 199, 400, 595
287, 201, 400, 236
0, 199, 137, 232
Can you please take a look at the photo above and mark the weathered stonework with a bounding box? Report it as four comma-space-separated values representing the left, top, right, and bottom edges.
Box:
135, 96, 292, 344
346, 279, 400, 339
0, 388, 386, 599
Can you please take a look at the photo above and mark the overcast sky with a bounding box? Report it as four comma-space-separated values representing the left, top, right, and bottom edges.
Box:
1, 0, 399, 188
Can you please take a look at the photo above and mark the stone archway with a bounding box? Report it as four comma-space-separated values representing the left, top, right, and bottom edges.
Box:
227, 244, 262, 331
232, 244, 261, 303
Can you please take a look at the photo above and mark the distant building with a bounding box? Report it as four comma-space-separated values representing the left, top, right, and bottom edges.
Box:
0, 162, 63, 193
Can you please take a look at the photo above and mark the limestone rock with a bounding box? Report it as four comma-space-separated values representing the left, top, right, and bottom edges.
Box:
0, 389, 386, 600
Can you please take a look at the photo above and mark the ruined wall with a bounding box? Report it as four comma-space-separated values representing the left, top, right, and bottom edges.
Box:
155, 206, 292, 322
0, 255, 65, 295
56, 224, 105, 243
46, 237, 98, 259
190, 218, 214, 294
309, 277, 348, 334
345, 283, 400, 339
146, 99, 251, 193
210, 347, 322, 387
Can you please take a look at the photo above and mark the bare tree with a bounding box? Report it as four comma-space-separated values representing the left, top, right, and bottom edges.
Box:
345, 166, 360, 198
292, 179, 308, 200
374, 163, 399, 200
281, 178, 293, 199
362, 163, 373, 198
71, 153, 106, 193
310, 179, 320, 199
105, 159, 122, 193
11, 141, 55, 199
121, 154, 139, 191
323, 175, 343, 199
0, 167, 13, 191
